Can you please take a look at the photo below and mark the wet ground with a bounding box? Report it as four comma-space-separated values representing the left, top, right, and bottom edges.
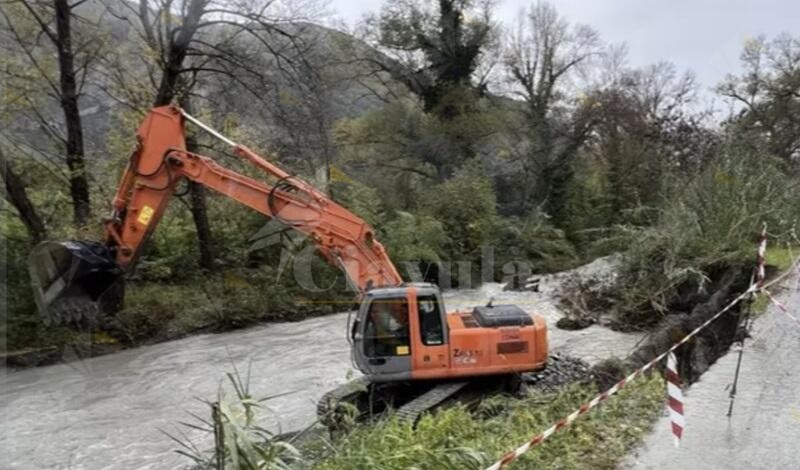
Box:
622, 273, 800, 469
1, 277, 642, 469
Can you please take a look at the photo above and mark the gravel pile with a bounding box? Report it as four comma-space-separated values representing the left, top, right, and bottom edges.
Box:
522, 353, 591, 393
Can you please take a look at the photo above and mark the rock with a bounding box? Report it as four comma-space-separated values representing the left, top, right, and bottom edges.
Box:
556, 316, 595, 330
522, 353, 592, 392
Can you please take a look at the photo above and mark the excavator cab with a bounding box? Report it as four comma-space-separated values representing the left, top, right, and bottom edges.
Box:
352, 284, 450, 382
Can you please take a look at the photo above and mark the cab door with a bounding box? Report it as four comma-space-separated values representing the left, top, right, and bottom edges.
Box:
409, 288, 450, 378
353, 294, 413, 381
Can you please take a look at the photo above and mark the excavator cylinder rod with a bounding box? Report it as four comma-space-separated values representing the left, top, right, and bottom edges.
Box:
28, 241, 123, 326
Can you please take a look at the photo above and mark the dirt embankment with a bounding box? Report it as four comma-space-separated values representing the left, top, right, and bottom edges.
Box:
508, 256, 754, 387
623, 265, 750, 382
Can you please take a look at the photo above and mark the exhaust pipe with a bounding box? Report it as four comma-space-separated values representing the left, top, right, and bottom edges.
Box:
28, 241, 124, 327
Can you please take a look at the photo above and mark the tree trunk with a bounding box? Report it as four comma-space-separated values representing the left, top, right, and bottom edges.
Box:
151, 0, 208, 107
144, 0, 214, 270
0, 147, 47, 243
180, 97, 215, 271
54, 0, 91, 226
188, 181, 215, 271
184, 127, 215, 271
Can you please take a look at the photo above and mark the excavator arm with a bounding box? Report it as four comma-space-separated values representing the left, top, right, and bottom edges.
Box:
29, 105, 401, 325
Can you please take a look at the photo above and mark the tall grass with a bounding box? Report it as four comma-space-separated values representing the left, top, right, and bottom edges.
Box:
309, 376, 664, 470
167, 364, 300, 469
173, 373, 664, 470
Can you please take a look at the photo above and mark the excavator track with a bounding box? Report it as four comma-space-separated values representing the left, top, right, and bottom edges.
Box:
316, 376, 372, 430
394, 381, 468, 423
317, 376, 520, 432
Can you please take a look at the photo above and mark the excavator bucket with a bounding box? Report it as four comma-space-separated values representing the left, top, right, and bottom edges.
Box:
28, 241, 124, 327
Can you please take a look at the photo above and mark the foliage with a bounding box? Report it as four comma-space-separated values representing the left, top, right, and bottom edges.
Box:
333, 181, 385, 228
382, 211, 449, 264
426, 164, 498, 261
167, 365, 300, 469
335, 94, 503, 185
606, 143, 800, 324
309, 375, 664, 470
752, 244, 799, 315
493, 214, 578, 277
115, 263, 349, 345
764, 245, 798, 274
366, 0, 497, 117
718, 34, 800, 167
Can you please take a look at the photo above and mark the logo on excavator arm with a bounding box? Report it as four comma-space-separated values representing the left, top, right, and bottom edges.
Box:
137, 205, 155, 226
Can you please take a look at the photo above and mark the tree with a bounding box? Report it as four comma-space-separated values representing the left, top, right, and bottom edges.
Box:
100, 0, 318, 270
337, 1, 502, 184
363, 0, 497, 119
139, 0, 216, 269
223, 25, 343, 195
0, 146, 47, 243
591, 61, 714, 221
1, 0, 102, 226
501, 1, 601, 218
718, 34, 800, 169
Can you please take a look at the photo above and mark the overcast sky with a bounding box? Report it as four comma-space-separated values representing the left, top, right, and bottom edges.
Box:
327, 0, 799, 104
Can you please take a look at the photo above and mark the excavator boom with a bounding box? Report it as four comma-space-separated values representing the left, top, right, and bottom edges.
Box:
29, 106, 401, 325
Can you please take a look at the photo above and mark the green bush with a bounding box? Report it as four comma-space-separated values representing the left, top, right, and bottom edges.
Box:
334, 181, 385, 228
427, 165, 498, 257
382, 211, 448, 264
115, 261, 351, 344
493, 214, 579, 277
607, 143, 800, 324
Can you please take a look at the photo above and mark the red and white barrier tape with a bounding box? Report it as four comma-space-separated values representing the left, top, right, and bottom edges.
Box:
665, 352, 684, 447
485, 285, 755, 470
762, 289, 800, 327
755, 224, 768, 287
756, 227, 800, 327
753, 224, 799, 326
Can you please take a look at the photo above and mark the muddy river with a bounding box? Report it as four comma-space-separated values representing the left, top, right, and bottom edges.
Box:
1, 282, 642, 469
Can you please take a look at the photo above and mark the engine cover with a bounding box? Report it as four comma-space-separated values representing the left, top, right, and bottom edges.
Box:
471, 304, 534, 328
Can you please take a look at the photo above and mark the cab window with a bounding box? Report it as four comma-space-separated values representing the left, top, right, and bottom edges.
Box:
418, 295, 444, 345
363, 298, 410, 357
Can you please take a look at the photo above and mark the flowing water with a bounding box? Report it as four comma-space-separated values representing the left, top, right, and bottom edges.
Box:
1, 279, 642, 469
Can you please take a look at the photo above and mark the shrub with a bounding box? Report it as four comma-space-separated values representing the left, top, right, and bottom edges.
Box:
607, 143, 800, 325
382, 211, 448, 264
493, 214, 579, 277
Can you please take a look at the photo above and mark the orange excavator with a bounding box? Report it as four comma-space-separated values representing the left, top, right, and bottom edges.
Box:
29, 105, 547, 423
